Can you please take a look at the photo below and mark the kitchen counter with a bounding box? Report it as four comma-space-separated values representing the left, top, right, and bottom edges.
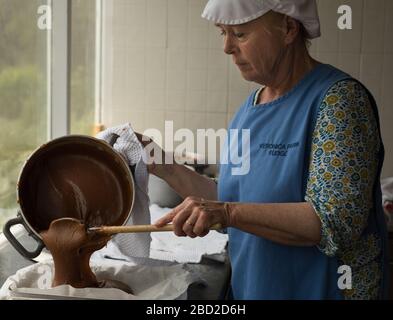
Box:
0, 227, 231, 300
3, 228, 392, 300
187, 256, 231, 300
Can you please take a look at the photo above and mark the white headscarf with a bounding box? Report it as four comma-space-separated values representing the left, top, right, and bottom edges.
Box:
201, 0, 321, 39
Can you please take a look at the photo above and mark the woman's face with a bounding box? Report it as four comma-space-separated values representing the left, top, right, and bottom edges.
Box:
216, 12, 287, 85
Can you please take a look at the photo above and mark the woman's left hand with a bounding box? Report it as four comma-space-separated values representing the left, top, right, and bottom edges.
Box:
154, 196, 231, 238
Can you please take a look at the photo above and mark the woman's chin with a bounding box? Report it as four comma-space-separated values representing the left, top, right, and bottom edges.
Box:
240, 72, 258, 83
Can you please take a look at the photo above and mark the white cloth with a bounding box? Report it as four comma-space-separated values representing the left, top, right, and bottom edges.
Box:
149, 205, 228, 264
93, 204, 229, 265
382, 177, 393, 231
382, 177, 393, 203
96, 123, 151, 261
202, 0, 321, 39
0, 259, 200, 300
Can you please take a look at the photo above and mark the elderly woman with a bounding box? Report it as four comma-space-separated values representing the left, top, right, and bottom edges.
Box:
143, 0, 388, 300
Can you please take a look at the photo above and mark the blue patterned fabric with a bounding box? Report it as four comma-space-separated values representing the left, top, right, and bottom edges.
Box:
305, 80, 387, 299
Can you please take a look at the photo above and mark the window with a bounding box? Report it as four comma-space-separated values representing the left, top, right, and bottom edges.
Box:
70, 0, 97, 135
0, 0, 49, 228
0, 0, 98, 230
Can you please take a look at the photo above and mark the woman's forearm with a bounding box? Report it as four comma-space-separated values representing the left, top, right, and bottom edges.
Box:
158, 163, 218, 201
227, 202, 322, 246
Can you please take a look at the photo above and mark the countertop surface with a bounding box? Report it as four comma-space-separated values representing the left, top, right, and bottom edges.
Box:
0, 228, 231, 300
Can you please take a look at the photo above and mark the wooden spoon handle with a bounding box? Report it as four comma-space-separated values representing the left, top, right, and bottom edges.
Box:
88, 223, 223, 235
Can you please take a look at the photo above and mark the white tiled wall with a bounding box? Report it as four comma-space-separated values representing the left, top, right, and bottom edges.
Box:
311, 0, 393, 177
102, 0, 393, 178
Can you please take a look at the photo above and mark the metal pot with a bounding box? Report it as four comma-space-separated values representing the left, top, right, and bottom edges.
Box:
3, 134, 135, 261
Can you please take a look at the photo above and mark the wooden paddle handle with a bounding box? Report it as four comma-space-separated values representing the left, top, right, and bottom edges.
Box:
89, 223, 223, 235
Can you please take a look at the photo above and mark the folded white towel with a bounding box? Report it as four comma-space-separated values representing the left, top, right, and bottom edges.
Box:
149, 204, 228, 263
96, 123, 151, 260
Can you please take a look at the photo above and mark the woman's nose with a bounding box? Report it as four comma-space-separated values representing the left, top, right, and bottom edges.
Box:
223, 35, 236, 55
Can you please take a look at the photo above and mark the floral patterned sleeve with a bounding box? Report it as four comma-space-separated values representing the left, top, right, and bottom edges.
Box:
305, 80, 380, 257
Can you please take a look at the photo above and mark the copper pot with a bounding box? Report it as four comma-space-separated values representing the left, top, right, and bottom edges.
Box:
3, 135, 135, 261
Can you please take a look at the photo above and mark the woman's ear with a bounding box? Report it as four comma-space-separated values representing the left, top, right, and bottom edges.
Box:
284, 16, 300, 45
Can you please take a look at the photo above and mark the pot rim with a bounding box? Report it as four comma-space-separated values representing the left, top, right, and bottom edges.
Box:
16, 134, 135, 240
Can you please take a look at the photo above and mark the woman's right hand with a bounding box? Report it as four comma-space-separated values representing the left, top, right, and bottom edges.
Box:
134, 132, 174, 179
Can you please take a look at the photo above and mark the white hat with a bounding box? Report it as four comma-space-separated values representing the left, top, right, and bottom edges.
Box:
201, 0, 321, 39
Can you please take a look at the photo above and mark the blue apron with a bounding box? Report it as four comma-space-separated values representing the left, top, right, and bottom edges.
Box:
218, 64, 388, 300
